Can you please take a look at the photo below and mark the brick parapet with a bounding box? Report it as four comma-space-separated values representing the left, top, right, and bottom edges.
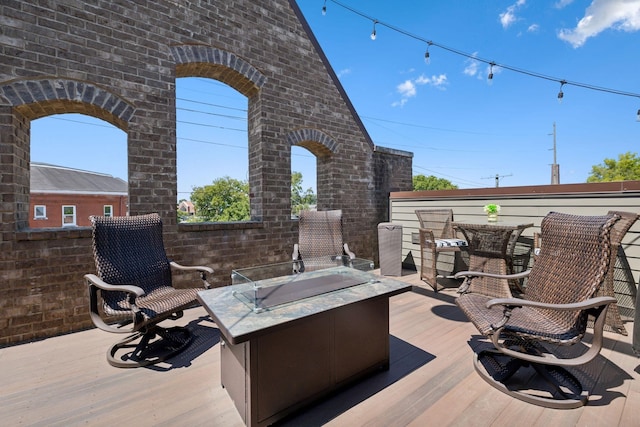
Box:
0, 0, 412, 346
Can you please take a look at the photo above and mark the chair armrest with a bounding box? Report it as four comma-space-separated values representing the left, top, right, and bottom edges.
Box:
84, 273, 145, 296
454, 269, 531, 281
486, 295, 617, 366
170, 262, 214, 274
343, 243, 356, 259
84, 274, 145, 333
418, 228, 436, 245
486, 295, 617, 312
169, 262, 214, 289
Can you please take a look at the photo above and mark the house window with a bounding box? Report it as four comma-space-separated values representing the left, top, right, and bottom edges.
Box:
103, 205, 113, 217
34, 205, 47, 220
62, 205, 76, 226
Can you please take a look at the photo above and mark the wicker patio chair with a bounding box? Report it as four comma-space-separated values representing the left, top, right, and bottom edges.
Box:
456, 211, 619, 408
415, 209, 468, 291
292, 209, 355, 271
84, 213, 213, 368
534, 210, 638, 335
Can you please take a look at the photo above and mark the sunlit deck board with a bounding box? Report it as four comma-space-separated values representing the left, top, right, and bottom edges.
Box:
0, 270, 638, 427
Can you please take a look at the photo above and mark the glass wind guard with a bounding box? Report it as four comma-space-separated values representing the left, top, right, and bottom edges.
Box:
231, 256, 375, 312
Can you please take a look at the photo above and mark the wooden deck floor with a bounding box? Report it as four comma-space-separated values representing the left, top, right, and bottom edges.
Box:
1, 271, 639, 426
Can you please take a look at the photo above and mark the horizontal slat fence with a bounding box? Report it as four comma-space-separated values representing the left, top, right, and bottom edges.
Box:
389, 184, 640, 302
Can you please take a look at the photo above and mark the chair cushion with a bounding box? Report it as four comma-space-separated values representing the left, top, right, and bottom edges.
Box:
456, 292, 586, 344
434, 238, 468, 248
103, 286, 200, 325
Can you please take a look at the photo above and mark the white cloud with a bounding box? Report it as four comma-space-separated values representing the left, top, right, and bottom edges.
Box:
555, 0, 574, 8
397, 79, 417, 98
500, 8, 517, 28
528, 23, 540, 32
500, 0, 527, 29
337, 68, 351, 78
463, 57, 479, 77
558, 0, 640, 47
392, 74, 448, 107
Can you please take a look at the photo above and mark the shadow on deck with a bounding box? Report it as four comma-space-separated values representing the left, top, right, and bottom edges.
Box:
1, 271, 639, 426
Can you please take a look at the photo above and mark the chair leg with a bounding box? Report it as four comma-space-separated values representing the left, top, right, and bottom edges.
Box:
107, 326, 193, 368
420, 249, 440, 292
473, 350, 589, 409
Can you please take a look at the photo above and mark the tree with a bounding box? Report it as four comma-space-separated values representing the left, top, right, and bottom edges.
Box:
413, 174, 458, 191
291, 171, 317, 216
190, 176, 250, 222
587, 152, 640, 183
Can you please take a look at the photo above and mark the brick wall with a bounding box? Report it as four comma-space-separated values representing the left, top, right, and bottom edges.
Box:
29, 193, 128, 228
0, 0, 412, 345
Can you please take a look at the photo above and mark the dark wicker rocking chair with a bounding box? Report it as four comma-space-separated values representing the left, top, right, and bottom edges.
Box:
455, 212, 620, 408
84, 213, 213, 368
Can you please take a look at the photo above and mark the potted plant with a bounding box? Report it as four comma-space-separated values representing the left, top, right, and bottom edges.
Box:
483, 203, 500, 222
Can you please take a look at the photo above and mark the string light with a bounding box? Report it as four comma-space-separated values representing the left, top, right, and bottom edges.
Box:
488, 62, 495, 81
557, 80, 566, 103
637, 109, 640, 122
424, 41, 432, 64
322, 0, 326, 15
324, 0, 640, 119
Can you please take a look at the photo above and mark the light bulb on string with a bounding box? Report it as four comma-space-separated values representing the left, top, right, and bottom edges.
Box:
637, 109, 640, 122
488, 62, 495, 84
322, 0, 326, 15
370, 20, 377, 40
424, 41, 432, 64
557, 80, 566, 104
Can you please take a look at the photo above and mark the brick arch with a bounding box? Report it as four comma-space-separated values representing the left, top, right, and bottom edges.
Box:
171, 45, 267, 97
286, 128, 338, 159
0, 78, 135, 130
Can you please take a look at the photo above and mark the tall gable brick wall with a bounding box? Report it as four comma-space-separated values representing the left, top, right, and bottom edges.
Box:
0, 0, 412, 345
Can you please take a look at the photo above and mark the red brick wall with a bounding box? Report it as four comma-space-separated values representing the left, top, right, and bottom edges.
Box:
29, 194, 128, 228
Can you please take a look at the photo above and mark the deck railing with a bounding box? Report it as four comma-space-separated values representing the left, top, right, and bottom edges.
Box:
389, 181, 640, 318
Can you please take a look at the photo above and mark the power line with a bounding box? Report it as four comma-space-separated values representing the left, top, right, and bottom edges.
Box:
177, 97, 247, 113
414, 165, 485, 188
177, 107, 246, 121
362, 115, 494, 136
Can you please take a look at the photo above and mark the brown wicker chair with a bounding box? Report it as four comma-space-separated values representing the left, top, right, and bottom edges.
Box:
534, 210, 638, 335
456, 212, 619, 408
84, 213, 213, 368
415, 209, 468, 291
292, 209, 355, 271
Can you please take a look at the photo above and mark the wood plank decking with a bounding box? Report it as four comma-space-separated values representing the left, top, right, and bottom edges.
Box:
1, 271, 639, 426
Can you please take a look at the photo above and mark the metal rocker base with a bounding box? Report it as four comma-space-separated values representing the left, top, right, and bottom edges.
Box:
107, 325, 193, 368
474, 349, 589, 409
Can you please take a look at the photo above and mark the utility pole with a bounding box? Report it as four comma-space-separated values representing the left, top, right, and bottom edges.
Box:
482, 173, 513, 188
549, 122, 560, 184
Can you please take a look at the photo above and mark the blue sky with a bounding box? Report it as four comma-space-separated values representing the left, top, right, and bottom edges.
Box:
298, 0, 640, 188
31, 0, 640, 195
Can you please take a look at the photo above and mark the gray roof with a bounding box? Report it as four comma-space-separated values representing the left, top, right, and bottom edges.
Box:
31, 163, 127, 195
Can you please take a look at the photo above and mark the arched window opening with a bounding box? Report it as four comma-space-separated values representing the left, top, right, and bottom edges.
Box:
291, 145, 317, 218
176, 77, 249, 223
30, 114, 127, 228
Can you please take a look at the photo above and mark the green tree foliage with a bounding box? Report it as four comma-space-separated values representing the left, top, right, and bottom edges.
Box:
413, 174, 458, 191
190, 176, 250, 222
587, 152, 640, 183
291, 171, 317, 216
